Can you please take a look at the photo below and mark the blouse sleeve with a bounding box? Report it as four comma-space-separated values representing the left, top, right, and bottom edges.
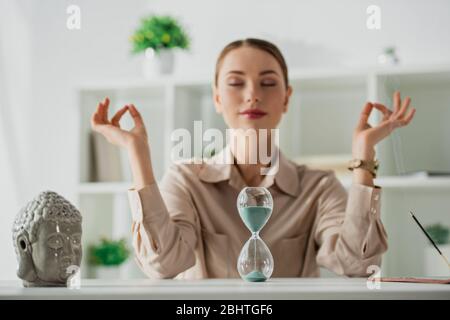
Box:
314, 171, 388, 277
127, 164, 198, 279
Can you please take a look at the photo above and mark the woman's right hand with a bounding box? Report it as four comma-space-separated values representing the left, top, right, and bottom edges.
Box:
91, 97, 148, 148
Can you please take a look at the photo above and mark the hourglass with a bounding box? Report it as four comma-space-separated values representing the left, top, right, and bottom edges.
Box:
237, 187, 274, 282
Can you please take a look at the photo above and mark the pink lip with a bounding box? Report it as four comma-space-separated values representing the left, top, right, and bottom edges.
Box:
239, 109, 267, 119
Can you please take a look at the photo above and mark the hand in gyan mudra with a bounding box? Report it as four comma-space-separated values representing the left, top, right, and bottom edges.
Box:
91, 97, 148, 148
352, 91, 416, 160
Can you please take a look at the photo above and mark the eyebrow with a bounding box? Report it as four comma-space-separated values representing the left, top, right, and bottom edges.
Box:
47, 232, 64, 240
226, 70, 280, 77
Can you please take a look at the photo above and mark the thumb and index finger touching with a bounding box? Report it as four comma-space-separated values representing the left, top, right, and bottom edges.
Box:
91, 97, 144, 131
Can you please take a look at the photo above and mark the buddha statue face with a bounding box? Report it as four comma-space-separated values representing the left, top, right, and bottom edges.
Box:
12, 191, 82, 287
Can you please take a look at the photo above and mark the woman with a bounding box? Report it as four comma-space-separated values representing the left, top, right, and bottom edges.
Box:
91, 39, 415, 279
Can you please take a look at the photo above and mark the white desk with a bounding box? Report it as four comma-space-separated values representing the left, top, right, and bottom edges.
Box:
1, 278, 449, 300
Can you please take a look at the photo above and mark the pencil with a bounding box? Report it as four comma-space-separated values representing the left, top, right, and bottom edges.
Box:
409, 211, 450, 269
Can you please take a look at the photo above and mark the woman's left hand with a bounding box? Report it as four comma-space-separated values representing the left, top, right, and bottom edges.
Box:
352, 91, 416, 160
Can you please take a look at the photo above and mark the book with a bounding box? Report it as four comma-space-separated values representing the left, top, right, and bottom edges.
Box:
90, 132, 123, 182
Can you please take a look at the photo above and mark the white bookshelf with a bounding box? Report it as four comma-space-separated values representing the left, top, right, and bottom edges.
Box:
77, 176, 450, 195
75, 66, 450, 278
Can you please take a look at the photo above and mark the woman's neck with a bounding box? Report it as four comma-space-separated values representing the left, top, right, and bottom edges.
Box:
230, 133, 273, 187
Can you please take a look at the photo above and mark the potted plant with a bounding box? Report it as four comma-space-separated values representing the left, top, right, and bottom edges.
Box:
377, 46, 400, 66
89, 237, 130, 279
130, 15, 190, 77
423, 223, 450, 276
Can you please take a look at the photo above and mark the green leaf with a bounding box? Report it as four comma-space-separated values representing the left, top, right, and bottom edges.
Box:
425, 223, 450, 245
130, 15, 190, 54
88, 237, 130, 266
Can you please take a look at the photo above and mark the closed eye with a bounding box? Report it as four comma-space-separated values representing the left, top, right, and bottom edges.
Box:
47, 234, 64, 249
71, 234, 82, 246
228, 82, 277, 87
261, 80, 277, 86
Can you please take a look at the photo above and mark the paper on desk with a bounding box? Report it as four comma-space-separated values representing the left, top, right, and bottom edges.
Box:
380, 277, 450, 284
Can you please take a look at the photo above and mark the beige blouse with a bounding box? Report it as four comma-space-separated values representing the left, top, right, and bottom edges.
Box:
127, 145, 388, 279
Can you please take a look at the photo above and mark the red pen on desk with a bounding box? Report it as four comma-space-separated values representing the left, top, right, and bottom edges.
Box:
409, 210, 450, 269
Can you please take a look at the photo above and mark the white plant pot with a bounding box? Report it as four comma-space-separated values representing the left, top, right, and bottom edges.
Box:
143, 48, 175, 78
424, 244, 450, 276
95, 265, 122, 279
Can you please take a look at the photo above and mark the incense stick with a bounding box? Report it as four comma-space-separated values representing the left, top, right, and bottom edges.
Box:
409, 211, 450, 269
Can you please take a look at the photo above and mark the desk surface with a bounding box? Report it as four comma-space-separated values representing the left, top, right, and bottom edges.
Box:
1, 278, 449, 300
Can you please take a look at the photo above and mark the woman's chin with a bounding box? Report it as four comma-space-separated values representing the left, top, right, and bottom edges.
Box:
232, 121, 269, 130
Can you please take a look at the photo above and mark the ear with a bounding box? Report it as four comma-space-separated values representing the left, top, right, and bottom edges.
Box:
283, 85, 293, 113
212, 84, 222, 114
16, 231, 37, 283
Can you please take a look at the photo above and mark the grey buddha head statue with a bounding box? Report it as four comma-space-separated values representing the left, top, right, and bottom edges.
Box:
12, 191, 82, 287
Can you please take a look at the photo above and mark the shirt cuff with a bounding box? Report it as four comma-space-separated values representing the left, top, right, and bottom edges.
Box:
346, 183, 382, 220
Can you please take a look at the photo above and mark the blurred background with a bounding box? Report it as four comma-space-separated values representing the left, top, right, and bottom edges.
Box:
1, 0, 450, 280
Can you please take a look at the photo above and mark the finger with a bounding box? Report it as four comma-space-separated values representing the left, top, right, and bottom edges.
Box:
382, 107, 416, 134
91, 116, 108, 134
93, 103, 103, 123
373, 103, 393, 121
394, 90, 402, 113
97, 100, 105, 122
373, 103, 391, 114
91, 105, 106, 128
100, 97, 110, 123
395, 96, 411, 120
111, 105, 128, 127
128, 104, 144, 126
91, 111, 100, 130
393, 91, 401, 113
357, 102, 373, 130
398, 108, 416, 126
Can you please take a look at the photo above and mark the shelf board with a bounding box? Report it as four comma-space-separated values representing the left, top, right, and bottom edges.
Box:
75, 65, 450, 92
76, 74, 212, 92
77, 182, 134, 194
338, 175, 450, 189
77, 176, 450, 195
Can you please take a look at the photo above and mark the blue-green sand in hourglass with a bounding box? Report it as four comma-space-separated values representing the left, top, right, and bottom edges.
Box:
237, 187, 274, 282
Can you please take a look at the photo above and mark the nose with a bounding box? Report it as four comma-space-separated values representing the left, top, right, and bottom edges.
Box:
63, 236, 75, 257
244, 82, 260, 104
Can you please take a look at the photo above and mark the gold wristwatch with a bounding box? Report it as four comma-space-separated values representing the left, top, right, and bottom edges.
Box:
347, 159, 379, 178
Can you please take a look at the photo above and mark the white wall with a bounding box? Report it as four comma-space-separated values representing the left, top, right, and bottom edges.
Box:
146, 0, 450, 72
0, 0, 34, 280
1, 0, 450, 279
